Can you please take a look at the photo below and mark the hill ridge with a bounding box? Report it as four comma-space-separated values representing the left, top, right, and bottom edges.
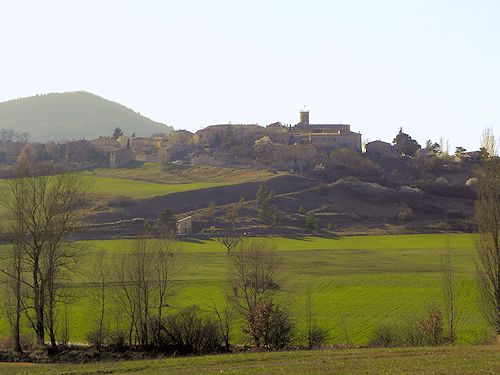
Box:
0, 91, 173, 141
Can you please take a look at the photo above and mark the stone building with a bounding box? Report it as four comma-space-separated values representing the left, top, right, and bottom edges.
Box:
91, 137, 120, 154
195, 124, 265, 146
267, 111, 362, 152
109, 148, 135, 168
57, 139, 98, 163
288, 111, 362, 151
176, 216, 192, 235
272, 143, 318, 171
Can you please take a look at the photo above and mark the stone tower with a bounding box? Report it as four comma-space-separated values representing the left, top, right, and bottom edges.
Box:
299, 110, 310, 125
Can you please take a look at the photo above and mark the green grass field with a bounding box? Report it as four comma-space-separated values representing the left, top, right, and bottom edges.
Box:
81, 163, 279, 199
0, 234, 491, 347
0, 164, 277, 201
0, 345, 497, 374
89, 163, 279, 185
87, 175, 233, 199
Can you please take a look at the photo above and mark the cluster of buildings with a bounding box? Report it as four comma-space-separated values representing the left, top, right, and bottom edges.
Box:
1, 110, 404, 171
105, 110, 365, 170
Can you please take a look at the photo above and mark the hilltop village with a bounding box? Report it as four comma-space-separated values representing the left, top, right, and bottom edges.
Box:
108, 110, 365, 170
0, 107, 482, 238
0, 111, 371, 171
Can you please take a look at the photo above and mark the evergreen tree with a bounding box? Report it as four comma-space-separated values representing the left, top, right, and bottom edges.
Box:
393, 128, 421, 157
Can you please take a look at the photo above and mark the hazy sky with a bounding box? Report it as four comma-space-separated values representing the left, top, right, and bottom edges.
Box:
1, 0, 499, 150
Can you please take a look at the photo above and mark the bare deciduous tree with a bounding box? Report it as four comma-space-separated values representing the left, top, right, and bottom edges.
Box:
113, 233, 177, 348
0, 240, 25, 352
228, 239, 283, 313
210, 294, 235, 351
442, 235, 459, 343
474, 129, 500, 336
87, 252, 109, 349
151, 236, 177, 348
218, 230, 243, 255
218, 198, 245, 254
0, 165, 92, 347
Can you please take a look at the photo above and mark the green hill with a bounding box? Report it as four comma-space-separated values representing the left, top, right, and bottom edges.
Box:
0, 91, 173, 141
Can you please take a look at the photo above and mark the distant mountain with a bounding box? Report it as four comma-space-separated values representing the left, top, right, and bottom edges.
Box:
0, 91, 174, 142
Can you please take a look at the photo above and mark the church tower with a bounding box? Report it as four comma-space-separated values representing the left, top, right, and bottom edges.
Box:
299, 109, 309, 125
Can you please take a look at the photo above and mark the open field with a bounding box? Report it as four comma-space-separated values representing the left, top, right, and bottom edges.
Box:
0, 165, 278, 201
0, 234, 491, 346
84, 164, 279, 199
86, 175, 233, 199
0, 345, 498, 374
88, 163, 279, 185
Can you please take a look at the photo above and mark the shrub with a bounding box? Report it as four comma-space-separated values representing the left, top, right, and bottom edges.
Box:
0, 333, 34, 351
305, 212, 319, 230
326, 222, 336, 232
306, 326, 329, 349
264, 305, 295, 350
86, 328, 108, 350
163, 306, 224, 354
157, 208, 177, 233
198, 320, 225, 354
244, 302, 295, 350
419, 307, 444, 346
433, 221, 452, 231
107, 195, 138, 208
206, 201, 216, 217
415, 180, 475, 199
369, 324, 401, 347
396, 203, 414, 222
435, 176, 449, 185
108, 330, 127, 352
370, 309, 445, 348
399, 319, 425, 347
330, 148, 382, 175
399, 185, 424, 196
313, 183, 330, 194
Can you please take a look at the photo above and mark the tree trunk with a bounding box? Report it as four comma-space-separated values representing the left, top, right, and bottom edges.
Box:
13, 292, 22, 353
13, 246, 23, 353
33, 266, 45, 346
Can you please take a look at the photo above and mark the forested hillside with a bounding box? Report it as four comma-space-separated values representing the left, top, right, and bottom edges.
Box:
0, 91, 173, 141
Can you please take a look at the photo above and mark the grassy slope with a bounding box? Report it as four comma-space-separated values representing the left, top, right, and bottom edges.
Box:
82, 164, 279, 199
90, 163, 279, 185
87, 175, 233, 199
0, 234, 490, 346
0, 345, 497, 374
0, 165, 277, 202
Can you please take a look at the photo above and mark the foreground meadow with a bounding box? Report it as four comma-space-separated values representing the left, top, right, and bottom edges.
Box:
0, 345, 497, 375
0, 234, 491, 345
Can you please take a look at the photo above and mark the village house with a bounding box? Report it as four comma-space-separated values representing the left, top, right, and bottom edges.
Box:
55, 139, 98, 163
286, 111, 362, 152
176, 216, 192, 235
91, 137, 121, 154
195, 124, 265, 147
109, 147, 135, 168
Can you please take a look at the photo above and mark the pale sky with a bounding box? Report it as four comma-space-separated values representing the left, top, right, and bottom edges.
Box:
1, 0, 499, 150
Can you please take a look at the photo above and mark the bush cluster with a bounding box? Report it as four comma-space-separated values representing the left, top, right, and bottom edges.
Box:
244, 302, 295, 350
369, 307, 446, 348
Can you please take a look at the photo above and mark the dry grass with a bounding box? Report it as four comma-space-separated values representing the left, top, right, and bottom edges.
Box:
0, 345, 497, 374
